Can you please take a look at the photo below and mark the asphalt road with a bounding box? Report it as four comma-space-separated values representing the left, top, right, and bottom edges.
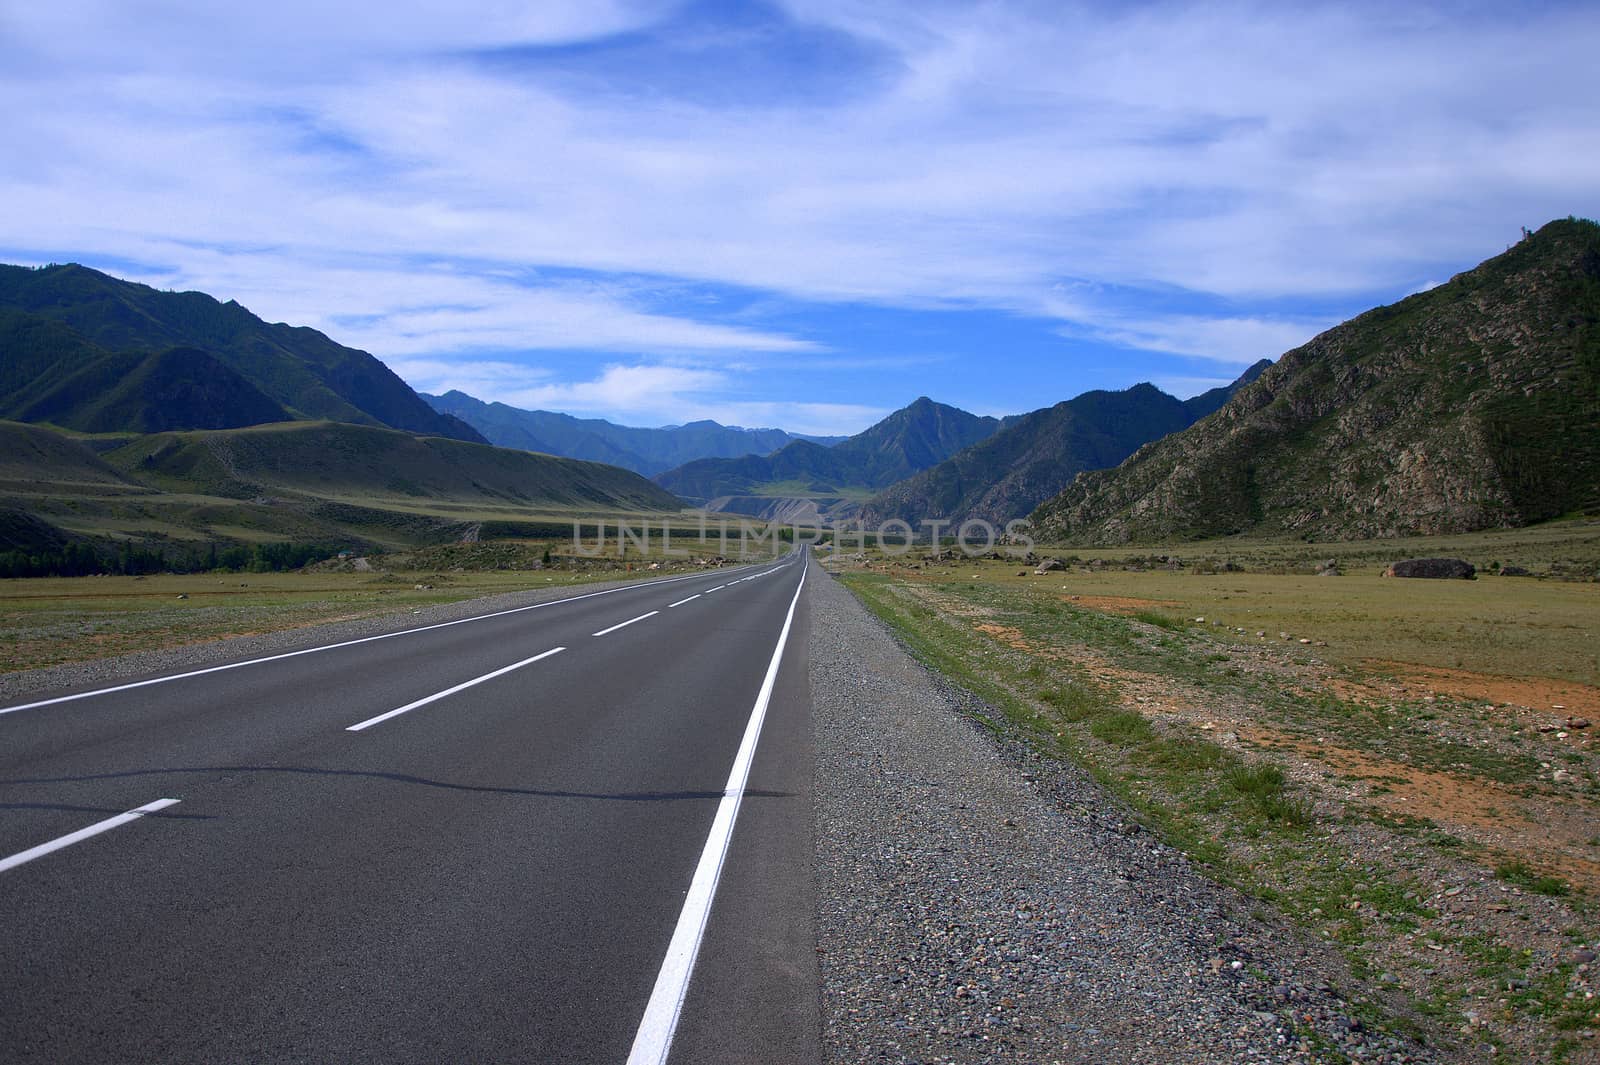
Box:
0, 550, 819, 1064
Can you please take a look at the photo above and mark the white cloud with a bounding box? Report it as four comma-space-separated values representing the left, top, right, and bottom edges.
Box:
671, 400, 891, 437
1079, 313, 1328, 367
12, 3, 1597, 309
3, 1, 1598, 423
385, 357, 885, 435
499, 364, 730, 416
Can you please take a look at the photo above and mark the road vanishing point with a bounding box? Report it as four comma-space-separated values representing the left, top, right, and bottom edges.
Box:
1, 551, 818, 1064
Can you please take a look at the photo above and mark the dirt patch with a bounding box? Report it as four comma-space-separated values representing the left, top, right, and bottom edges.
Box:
1059, 594, 1181, 615
1239, 725, 1600, 892
1370, 660, 1600, 718
973, 622, 1039, 653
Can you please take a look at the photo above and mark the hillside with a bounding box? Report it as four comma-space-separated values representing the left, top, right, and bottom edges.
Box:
0, 263, 483, 442
860, 364, 1269, 528
107, 421, 683, 511
0, 420, 135, 487
655, 397, 1000, 503
1030, 218, 1600, 543
0, 417, 684, 568
424, 390, 842, 476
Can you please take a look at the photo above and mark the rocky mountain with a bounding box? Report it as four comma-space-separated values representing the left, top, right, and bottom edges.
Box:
1030, 217, 1600, 543
0, 263, 484, 442
860, 364, 1269, 528
423, 389, 842, 476
654, 397, 1001, 504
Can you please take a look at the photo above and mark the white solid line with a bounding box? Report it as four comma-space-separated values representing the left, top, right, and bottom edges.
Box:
0, 798, 181, 874
591, 611, 659, 637
625, 554, 808, 1065
667, 594, 701, 609
345, 647, 565, 732
0, 567, 742, 719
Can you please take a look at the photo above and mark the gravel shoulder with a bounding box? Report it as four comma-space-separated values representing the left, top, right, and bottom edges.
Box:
807, 564, 1434, 1063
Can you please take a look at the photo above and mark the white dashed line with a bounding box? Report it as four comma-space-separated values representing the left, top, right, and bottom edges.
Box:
346, 647, 566, 732
592, 611, 660, 637
0, 799, 182, 874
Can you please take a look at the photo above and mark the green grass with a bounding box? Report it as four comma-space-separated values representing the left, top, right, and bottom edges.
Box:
1090, 710, 1155, 745
1132, 609, 1186, 631
1495, 859, 1571, 897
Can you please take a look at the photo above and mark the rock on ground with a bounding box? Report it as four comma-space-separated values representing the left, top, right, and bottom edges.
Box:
1382, 558, 1475, 579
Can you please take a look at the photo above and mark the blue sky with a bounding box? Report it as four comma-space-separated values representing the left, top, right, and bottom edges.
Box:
3, 1, 1597, 434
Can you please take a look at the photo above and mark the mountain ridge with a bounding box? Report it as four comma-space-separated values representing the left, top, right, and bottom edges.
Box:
653, 397, 1001, 503
1029, 217, 1600, 542
0, 262, 484, 442
859, 363, 1271, 529
423, 389, 843, 476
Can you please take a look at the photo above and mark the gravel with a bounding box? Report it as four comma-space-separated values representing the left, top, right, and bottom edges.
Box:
807, 566, 1436, 1064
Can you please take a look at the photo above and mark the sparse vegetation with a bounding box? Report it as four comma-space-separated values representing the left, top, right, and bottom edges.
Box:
833, 535, 1598, 1062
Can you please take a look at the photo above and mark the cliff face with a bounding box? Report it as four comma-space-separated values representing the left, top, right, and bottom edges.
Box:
1030, 218, 1600, 543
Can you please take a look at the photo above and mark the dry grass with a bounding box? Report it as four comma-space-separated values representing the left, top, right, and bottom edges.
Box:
834, 530, 1600, 1062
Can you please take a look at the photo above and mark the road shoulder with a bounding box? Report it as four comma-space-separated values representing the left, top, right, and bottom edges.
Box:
806, 564, 1431, 1063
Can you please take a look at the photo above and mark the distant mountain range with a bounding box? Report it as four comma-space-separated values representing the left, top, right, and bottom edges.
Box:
653, 397, 1002, 513
0, 262, 689, 566
423, 389, 844, 477
0, 263, 483, 442
1030, 217, 1600, 542
9, 213, 1591, 563
859, 366, 1269, 529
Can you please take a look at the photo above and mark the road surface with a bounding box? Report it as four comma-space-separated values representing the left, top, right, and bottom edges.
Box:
0, 551, 818, 1064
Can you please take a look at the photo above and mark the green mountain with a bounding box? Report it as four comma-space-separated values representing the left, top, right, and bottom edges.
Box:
1030, 218, 1600, 543
0, 418, 682, 566
0, 328, 291, 433
859, 366, 1269, 529
108, 420, 682, 510
655, 397, 1001, 503
0, 263, 484, 442
423, 389, 842, 476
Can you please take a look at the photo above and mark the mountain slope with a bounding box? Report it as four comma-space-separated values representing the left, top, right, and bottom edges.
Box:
655, 397, 1000, 502
2, 335, 291, 433
1030, 218, 1600, 543
107, 421, 683, 511
0, 263, 484, 442
859, 365, 1271, 529
0, 420, 135, 487
424, 390, 843, 476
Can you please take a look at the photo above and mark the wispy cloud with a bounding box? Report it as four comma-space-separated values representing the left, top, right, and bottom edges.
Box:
3, 1, 1596, 428
1074, 313, 1329, 368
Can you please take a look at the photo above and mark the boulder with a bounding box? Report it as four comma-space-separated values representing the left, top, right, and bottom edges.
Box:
1382, 558, 1476, 579
1035, 557, 1065, 573
1499, 565, 1532, 576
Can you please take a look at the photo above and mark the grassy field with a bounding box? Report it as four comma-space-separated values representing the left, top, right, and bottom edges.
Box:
0, 530, 771, 676
829, 520, 1600, 1062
